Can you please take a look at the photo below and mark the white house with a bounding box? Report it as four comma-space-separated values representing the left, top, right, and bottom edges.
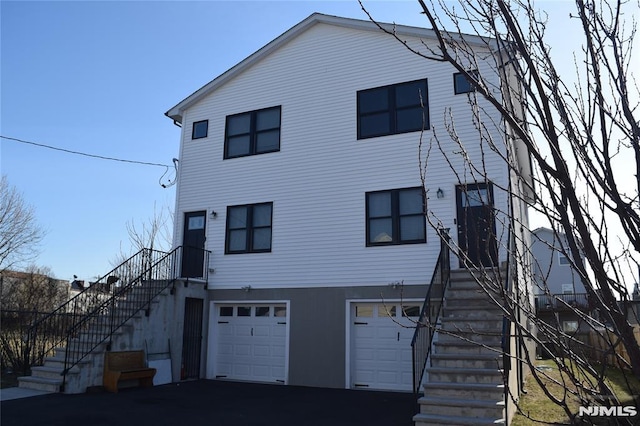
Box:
166, 13, 532, 425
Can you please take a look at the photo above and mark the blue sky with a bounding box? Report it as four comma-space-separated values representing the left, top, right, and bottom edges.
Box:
1, 1, 437, 281
3, 0, 626, 285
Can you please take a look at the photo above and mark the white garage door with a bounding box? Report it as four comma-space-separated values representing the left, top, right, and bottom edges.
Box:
210, 303, 288, 384
351, 302, 420, 391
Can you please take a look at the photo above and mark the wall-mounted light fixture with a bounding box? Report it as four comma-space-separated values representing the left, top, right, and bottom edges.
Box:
210, 211, 217, 218
241, 285, 252, 292
436, 188, 444, 199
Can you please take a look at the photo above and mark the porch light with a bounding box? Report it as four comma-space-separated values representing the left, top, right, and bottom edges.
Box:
436, 188, 444, 199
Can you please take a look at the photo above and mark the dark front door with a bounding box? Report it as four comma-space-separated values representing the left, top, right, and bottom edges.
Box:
456, 183, 498, 268
181, 297, 203, 380
181, 211, 206, 278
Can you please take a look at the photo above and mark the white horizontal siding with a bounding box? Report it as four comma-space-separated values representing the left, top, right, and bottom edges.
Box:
173, 22, 511, 289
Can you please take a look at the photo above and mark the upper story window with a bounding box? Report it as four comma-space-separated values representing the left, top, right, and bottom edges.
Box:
224, 106, 281, 159
366, 187, 426, 246
357, 79, 428, 140
192, 120, 209, 139
453, 71, 478, 94
558, 252, 571, 265
225, 202, 273, 254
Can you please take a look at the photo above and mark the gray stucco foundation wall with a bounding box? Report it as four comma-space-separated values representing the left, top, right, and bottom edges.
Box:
209, 284, 427, 389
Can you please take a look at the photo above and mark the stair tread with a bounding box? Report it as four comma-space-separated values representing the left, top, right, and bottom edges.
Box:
413, 412, 505, 425
431, 353, 501, 359
419, 395, 505, 407
426, 366, 503, 374
423, 382, 505, 390
18, 375, 62, 384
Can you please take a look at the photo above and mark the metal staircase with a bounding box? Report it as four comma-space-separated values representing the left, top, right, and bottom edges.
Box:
18, 246, 208, 393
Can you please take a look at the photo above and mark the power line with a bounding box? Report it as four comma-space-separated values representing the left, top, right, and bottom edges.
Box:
1, 135, 178, 188
0, 135, 171, 168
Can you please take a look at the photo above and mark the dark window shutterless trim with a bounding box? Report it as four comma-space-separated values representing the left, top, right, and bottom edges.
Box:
365, 187, 426, 246
357, 79, 429, 140
225, 202, 273, 254
453, 71, 478, 95
224, 106, 281, 159
192, 120, 209, 139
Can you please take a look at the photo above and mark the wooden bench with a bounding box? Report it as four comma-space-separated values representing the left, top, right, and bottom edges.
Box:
103, 350, 156, 393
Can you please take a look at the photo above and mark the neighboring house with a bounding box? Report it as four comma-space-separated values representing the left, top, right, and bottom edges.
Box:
531, 227, 590, 334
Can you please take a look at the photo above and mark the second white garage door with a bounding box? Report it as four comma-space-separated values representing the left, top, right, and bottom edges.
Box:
209, 303, 288, 384
350, 302, 421, 391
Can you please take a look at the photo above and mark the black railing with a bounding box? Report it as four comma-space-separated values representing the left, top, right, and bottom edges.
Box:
411, 228, 450, 395
535, 293, 590, 312
24, 245, 211, 391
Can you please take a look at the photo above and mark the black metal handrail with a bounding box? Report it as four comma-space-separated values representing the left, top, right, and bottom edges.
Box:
411, 228, 450, 395
24, 245, 211, 391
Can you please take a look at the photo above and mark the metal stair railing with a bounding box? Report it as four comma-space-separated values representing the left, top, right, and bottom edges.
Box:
411, 228, 451, 395
24, 246, 211, 391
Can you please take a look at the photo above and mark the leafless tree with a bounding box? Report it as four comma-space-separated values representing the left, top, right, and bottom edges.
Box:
110, 203, 173, 268
361, 0, 639, 423
0, 176, 45, 272
0, 266, 69, 371
0, 265, 68, 312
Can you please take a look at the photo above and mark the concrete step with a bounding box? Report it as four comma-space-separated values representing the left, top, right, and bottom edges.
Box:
413, 412, 505, 426
446, 288, 502, 301
442, 305, 503, 319
422, 382, 505, 400
440, 316, 504, 331
43, 355, 91, 370
436, 329, 503, 345
433, 340, 502, 356
425, 367, 503, 384
29, 365, 79, 380
430, 353, 502, 369
418, 395, 505, 419
445, 296, 501, 308
18, 376, 62, 393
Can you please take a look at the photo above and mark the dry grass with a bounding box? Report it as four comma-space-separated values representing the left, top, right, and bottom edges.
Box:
512, 360, 640, 425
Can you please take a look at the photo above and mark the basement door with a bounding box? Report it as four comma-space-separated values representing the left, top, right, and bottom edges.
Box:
209, 303, 288, 384
456, 183, 498, 268
350, 302, 420, 392
181, 297, 203, 380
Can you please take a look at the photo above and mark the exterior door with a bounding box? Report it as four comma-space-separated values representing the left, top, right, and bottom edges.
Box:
181, 297, 204, 379
456, 183, 497, 268
350, 302, 420, 391
181, 211, 206, 278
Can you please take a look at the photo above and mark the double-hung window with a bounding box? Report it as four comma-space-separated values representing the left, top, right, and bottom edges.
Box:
226, 202, 273, 254
224, 106, 281, 159
366, 187, 426, 246
357, 79, 428, 139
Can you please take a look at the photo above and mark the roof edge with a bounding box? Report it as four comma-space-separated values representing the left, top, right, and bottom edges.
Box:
165, 12, 493, 123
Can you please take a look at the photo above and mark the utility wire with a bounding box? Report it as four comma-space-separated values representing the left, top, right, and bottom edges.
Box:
0, 135, 171, 168
1, 135, 178, 188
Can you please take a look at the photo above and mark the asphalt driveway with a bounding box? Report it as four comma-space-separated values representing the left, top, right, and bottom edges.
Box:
1, 380, 416, 426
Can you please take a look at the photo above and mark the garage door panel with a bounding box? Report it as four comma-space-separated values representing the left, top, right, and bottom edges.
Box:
378, 349, 399, 362
351, 302, 417, 392
253, 344, 270, 357
212, 303, 288, 384
376, 325, 399, 340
